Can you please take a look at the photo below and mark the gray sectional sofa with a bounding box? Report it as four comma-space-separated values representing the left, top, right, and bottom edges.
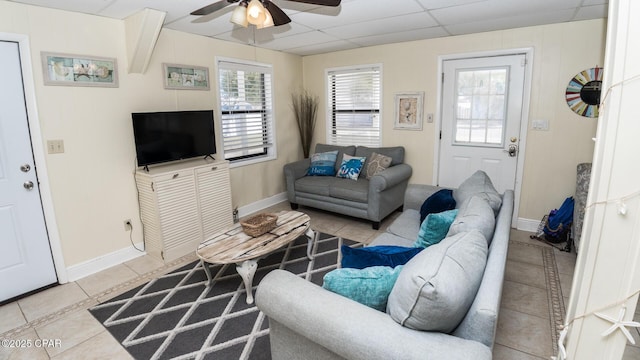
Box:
284, 143, 412, 229
257, 171, 514, 360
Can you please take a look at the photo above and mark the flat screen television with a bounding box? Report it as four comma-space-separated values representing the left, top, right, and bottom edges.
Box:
132, 110, 216, 167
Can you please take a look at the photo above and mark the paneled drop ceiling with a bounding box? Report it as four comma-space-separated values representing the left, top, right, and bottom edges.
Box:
8, 0, 608, 56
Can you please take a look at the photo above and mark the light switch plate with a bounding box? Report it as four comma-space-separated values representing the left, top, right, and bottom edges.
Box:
47, 140, 64, 154
532, 119, 549, 131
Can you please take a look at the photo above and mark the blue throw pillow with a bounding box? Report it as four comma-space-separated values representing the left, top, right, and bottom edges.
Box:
336, 154, 366, 180
420, 189, 456, 224
413, 209, 459, 248
341, 245, 422, 269
322, 265, 403, 311
307, 150, 339, 176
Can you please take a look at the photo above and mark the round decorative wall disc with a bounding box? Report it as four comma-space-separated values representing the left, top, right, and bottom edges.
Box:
565, 67, 603, 118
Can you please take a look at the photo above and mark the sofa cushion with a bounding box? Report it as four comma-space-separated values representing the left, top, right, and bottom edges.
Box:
322, 265, 403, 312
341, 245, 422, 269
413, 209, 459, 248
336, 154, 366, 180
329, 178, 369, 203
356, 146, 405, 171
365, 152, 393, 179
387, 230, 488, 332
453, 170, 502, 213
307, 150, 338, 176
315, 144, 356, 173
369, 232, 415, 247
295, 176, 337, 196
420, 189, 457, 224
447, 195, 496, 245
387, 209, 421, 241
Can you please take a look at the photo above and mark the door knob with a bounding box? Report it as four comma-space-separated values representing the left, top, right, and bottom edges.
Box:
20, 164, 31, 172
505, 144, 518, 157
23, 181, 34, 190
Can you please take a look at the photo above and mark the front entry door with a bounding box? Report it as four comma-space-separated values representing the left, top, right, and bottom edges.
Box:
0, 40, 57, 302
438, 54, 527, 194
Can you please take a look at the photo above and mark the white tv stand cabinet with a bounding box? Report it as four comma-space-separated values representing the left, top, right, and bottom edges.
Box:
135, 158, 233, 262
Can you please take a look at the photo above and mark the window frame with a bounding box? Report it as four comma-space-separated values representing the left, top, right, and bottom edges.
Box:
325, 64, 383, 147
216, 57, 277, 167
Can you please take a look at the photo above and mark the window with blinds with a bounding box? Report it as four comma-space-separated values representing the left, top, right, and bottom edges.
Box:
327, 65, 382, 147
218, 59, 275, 163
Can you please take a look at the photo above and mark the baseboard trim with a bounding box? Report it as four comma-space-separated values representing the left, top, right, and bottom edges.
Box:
237, 192, 287, 218
66, 243, 146, 282
517, 217, 540, 233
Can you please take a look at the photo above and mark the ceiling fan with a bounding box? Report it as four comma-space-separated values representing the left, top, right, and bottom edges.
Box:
191, 0, 341, 28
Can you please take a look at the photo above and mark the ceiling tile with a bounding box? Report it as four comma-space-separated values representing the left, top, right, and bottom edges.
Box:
99, 0, 215, 22
9, 0, 112, 14
274, 39, 358, 56
574, 5, 608, 20
322, 12, 439, 39
290, 0, 424, 30
445, 9, 576, 36
417, 0, 488, 11
255, 29, 341, 51
351, 26, 449, 47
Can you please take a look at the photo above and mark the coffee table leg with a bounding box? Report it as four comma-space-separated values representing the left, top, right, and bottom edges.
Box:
236, 260, 258, 304
201, 260, 213, 285
304, 228, 317, 260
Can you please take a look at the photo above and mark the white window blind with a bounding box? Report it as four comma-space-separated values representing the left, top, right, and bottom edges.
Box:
218, 60, 274, 162
327, 65, 381, 147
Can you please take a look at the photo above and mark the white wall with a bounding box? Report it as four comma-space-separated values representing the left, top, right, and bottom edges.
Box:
302, 19, 606, 221
0, 1, 303, 269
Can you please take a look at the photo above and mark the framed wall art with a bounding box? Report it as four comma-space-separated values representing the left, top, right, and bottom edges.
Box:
163, 63, 210, 90
394, 92, 424, 130
565, 67, 603, 118
41, 52, 118, 87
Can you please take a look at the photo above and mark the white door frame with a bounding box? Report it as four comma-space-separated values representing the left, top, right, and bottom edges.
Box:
1, 32, 68, 283
433, 48, 534, 225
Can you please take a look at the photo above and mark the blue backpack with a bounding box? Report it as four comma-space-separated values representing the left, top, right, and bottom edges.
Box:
543, 197, 574, 243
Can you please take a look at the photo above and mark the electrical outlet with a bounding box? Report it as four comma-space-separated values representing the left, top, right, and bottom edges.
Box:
124, 219, 132, 231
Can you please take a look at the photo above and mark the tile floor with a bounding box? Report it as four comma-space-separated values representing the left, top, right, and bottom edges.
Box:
0, 203, 634, 360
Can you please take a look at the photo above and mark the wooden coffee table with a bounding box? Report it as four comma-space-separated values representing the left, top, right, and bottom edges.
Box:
196, 210, 316, 304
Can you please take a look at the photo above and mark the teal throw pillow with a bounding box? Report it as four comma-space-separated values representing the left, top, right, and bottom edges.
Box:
336, 154, 366, 180
322, 265, 403, 311
341, 245, 422, 269
307, 150, 339, 176
413, 209, 459, 248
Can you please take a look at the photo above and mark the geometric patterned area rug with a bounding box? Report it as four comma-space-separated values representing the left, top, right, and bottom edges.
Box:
89, 234, 361, 360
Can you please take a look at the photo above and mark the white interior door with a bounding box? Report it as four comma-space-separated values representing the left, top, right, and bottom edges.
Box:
438, 54, 526, 194
0, 40, 57, 302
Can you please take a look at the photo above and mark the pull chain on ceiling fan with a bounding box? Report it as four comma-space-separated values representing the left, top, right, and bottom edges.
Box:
191, 0, 341, 28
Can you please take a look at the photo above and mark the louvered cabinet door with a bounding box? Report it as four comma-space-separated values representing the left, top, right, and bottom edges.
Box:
195, 162, 233, 239
153, 170, 202, 260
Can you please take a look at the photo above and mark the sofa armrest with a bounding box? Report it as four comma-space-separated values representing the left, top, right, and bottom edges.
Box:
369, 164, 412, 192
256, 270, 491, 360
284, 158, 311, 202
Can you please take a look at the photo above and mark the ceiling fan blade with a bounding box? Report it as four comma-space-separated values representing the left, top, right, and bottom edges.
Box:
263, 2, 291, 26
288, 0, 341, 6
191, 0, 237, 16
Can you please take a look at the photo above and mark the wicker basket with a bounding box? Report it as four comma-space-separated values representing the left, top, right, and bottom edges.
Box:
240, 213, 278, 237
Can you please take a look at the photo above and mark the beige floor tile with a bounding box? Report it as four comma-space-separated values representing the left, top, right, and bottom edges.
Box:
554, 252, 577, 276
335, 221, 379, 243
495, 308, 553, 358
0, 329, 49, 360
51, 331, 133, 360
492, 344, 546, 360
0, 302, 27, 334
507, 243, 544, 266
17, 283, 88, 322
35, 309, 105, 357
123, 254, 165, 276
505, 260, 547, 290
76, 264, 139, 297
501, 280, 550, 319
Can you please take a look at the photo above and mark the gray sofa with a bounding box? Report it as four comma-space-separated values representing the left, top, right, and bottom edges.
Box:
284, 143, 412, 229
257, 171, 514, 360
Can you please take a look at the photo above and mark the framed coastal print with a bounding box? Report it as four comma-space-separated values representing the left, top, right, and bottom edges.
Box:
163, 63, 210, 90
41, 52, 118, 87
394, 92, 424, 130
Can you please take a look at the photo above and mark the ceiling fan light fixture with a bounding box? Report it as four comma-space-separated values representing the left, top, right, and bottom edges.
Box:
246, 0, 266, 26
257, 8, 274, 29
230, 3, 249, 27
